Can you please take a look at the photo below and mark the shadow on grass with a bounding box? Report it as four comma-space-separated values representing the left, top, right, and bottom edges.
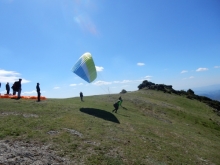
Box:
80, 108, 120, 124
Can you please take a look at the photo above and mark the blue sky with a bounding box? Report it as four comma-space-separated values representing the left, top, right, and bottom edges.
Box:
0, 0, 220, 98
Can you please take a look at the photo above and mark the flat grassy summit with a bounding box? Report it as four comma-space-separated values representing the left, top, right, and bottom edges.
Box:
0, 89, 220, 164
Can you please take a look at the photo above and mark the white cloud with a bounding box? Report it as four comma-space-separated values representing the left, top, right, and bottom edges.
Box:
53, 87, 60, 89
95, 66, 104, 72
93, 78, 153, 86
113, 81, 120, 83
145, 76, 152, 80
181, 70, 188, 74
183, 76, 194, 80
113, 80, 132, 84
113, 79, 146, 85
0, 69, 30, 83
22, 90, 45, 95
93, 81, 112, 86
137, 63, 145, 66
70, 83, 83, 87
0, 69, 19, 76
196, 68, 208, 72
22, 90, 36, 94
119, 80, 131, 83
214, 66, 220, 68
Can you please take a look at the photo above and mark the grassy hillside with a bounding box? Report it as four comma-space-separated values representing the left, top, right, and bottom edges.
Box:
0, 89, 220, 164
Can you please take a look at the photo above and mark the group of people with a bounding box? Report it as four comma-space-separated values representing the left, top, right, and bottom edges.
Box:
8, 79, 23, 99
0, 79, 41, 102
2, 80, 125, 112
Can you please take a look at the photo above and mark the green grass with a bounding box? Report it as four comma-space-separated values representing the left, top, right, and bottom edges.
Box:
0, 89, 220, 164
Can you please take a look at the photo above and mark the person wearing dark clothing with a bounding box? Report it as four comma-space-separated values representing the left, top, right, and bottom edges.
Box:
112, 97, 123, 113
6, 82, 10, 95
80, 92, 83, 101
36, 83, 40, 102
11, 79, 22, 97
17, 79, 22, 99
11, 81, 17, 95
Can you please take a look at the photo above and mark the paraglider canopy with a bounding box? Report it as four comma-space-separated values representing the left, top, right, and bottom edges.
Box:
72, 52, 97, 83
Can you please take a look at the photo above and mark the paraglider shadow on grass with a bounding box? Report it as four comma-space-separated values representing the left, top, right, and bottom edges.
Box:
80, 108, 120, 124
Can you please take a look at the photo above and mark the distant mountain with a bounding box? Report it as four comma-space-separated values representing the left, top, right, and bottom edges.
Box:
192, 84, 220, 101
195, 90, 220, 101
192, 84, 220, 91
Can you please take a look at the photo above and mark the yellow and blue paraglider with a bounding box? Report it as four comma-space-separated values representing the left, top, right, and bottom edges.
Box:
72, 52, 97, 83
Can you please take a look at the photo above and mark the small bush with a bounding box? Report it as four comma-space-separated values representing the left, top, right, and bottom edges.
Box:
120, 89, 127, 94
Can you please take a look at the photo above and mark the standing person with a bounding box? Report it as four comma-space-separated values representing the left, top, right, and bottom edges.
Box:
36, 83, 41, 102
6, 82, 10, 95
11, 81, 17, 95
11, 79, 21, 97
112, 97, 123, 113
17, 79, 22, 99
80, 92, 83, 101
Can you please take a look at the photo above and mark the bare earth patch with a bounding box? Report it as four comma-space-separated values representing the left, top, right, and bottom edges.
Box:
0, 140, 71, 165
0, 112, 39, 118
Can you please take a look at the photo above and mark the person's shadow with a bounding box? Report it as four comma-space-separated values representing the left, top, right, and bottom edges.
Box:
80, 108, 120, 124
